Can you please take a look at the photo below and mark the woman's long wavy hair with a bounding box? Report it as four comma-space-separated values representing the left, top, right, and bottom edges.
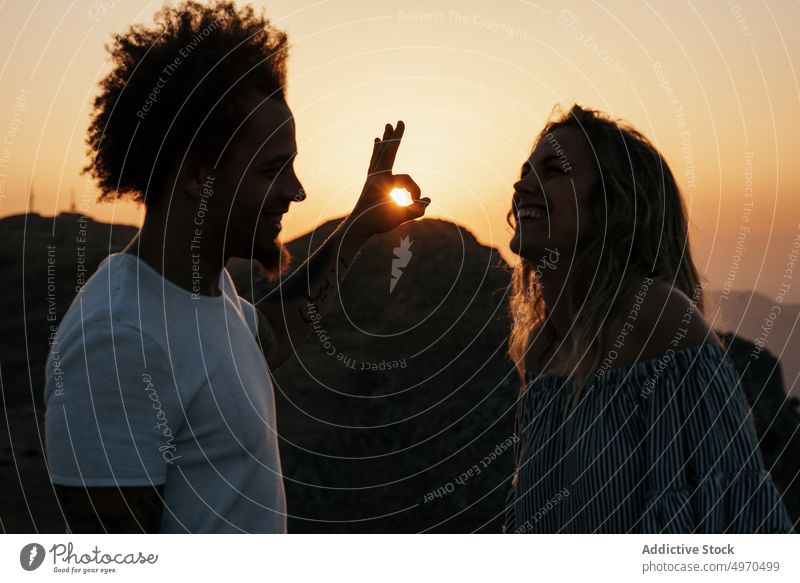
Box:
508, 105, 706, 393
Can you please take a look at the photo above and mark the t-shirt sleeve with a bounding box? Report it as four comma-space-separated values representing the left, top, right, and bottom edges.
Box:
220, 266, 261, 340
238, 296, 261, 339
44, 321, 184, 487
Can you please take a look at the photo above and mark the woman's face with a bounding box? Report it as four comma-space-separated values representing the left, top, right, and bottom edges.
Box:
510, 125, 598, 265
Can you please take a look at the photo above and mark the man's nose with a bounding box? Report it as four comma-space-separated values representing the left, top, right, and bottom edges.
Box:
279, 173, 305, 203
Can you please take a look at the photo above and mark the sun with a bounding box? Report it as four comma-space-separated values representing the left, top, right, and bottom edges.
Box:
390, 188, 412, 207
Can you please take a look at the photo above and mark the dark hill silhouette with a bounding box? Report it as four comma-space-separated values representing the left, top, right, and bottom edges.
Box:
712, 290, 800, 398
0, 212, 797, 532
229, 218, 518, 532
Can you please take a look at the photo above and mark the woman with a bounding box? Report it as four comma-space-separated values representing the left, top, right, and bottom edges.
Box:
503, 105, 794, 533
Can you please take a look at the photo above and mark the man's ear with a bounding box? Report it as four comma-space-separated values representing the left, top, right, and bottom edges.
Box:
176, 157, 213, 200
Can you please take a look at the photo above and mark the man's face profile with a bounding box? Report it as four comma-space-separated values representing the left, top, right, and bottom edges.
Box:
210, 92, 302, 276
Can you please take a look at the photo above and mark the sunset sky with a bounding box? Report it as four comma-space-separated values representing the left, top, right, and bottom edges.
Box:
1, 0, 799, 303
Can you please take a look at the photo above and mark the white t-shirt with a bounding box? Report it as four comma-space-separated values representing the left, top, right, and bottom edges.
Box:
44, 252, 286, 533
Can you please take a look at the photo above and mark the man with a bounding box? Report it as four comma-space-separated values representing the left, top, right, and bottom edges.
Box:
44, 0, 429, 533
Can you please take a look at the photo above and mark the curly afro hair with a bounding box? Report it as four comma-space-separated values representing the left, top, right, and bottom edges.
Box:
84, 0, 288, 204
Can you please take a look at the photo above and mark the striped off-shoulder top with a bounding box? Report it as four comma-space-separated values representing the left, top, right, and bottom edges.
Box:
504, 342, 795, 533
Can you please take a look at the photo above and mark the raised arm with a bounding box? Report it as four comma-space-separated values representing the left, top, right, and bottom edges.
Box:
254, 121, 430, 369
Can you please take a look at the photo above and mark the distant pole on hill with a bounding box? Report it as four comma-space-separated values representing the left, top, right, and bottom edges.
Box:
70, 188, 76, 212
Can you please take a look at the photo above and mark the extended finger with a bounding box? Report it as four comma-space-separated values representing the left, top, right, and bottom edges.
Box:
371, 123, 394, 174
375, 120, 404, 173
368, 137, 381, 174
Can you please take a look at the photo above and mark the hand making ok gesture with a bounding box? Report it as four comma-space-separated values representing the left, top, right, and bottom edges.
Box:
347, 121, 431, 237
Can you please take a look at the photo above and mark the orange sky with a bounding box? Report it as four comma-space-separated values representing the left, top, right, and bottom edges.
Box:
1, 0, 799, 303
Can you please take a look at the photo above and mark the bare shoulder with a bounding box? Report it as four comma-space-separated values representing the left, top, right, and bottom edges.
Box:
616, 277, 719, 365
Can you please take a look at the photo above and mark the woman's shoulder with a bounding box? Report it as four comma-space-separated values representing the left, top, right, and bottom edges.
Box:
613, 277, 720, 368
522, 278, 722, 379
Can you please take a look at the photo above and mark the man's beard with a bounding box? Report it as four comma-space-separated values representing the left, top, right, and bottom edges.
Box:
253, 237, 292, 282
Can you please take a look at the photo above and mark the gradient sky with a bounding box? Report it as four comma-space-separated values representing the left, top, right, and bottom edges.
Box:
1, 0, 799, 303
